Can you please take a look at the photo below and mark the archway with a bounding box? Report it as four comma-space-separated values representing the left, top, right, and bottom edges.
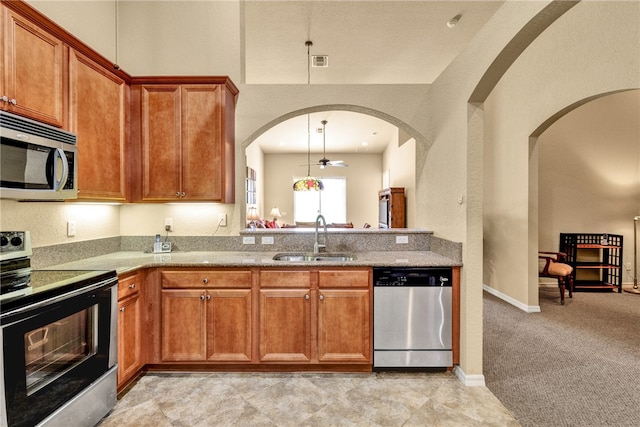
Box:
531, 89, 640, 302
240, 104, 430, 226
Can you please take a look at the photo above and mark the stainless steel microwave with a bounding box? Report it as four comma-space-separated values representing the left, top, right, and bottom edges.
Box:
0, 111, 77, 200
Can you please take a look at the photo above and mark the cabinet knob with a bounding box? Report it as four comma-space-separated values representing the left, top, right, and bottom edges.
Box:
129, 283, 136, 289
305, 294, 310, 300
206, 294, 211, 300
176, 192, 181, 197
120, 307, 125, 312
0, 96, 7, 102
200, 294, 205, 301
180, 192, 186, 197
203, 278, 209, 284
319, 294, 324, 301
8, 98, 17, 106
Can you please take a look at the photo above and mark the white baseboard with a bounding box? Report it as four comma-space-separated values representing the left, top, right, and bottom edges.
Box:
483, 284, 541, 313
454, 365, 486, 386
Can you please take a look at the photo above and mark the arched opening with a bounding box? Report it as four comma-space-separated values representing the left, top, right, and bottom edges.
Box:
532, 89, 640, 302
240, 105, 429, 228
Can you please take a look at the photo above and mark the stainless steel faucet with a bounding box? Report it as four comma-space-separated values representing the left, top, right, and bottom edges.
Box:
314, 214, 327, 254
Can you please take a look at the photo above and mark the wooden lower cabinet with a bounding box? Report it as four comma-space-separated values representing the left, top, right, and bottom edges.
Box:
155, 267, 372, 369
258, 268, 372, 365
317, 289, 370, 363
160, 270, 252, 362
259, 288, 312, 362
117, 272, 143, 390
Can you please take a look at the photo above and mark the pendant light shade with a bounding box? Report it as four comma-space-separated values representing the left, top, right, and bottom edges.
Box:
293, 41, 323, 192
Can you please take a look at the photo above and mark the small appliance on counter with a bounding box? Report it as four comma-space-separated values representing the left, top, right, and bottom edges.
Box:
1, 231, 118, 427
153, 234, 172, 253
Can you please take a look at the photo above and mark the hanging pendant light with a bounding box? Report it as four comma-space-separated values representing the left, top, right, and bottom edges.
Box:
293, 114, 324, 191
293, 40, 323, 192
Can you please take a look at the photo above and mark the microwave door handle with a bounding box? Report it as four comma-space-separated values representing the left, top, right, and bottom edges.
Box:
54, 148, 69, 191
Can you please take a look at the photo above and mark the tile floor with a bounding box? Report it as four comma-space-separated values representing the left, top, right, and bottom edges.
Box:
98, 371, 520, 426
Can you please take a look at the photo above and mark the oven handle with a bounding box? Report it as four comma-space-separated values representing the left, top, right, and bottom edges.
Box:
0, 276, 117, 325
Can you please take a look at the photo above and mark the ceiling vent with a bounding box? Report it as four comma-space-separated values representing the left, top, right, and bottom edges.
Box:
312, 55, 329, 67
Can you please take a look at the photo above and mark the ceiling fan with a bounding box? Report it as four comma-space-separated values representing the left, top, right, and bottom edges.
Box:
315, 120, 348, 169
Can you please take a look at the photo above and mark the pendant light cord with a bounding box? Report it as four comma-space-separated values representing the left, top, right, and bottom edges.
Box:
306, 40, 313, 177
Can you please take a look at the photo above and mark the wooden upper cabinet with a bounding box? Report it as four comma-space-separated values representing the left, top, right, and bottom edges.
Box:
1, 5, 67, 127
69, 50, 127, 201
139, 85, 182, 201
133, 79, 237, 203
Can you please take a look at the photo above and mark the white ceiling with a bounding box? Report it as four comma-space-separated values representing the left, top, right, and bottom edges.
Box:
244, 0, 504, 154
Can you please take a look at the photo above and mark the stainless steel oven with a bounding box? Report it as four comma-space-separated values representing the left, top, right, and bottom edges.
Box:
1, 232, 118, 427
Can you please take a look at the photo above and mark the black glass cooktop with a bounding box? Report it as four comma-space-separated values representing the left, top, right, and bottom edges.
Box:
0, 269, 117, 317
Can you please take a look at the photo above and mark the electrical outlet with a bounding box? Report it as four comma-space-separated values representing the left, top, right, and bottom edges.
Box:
243, 236, 255, 245
262, 236, 274, 245
625, 262, 632, 271
164, 218, 173, 232
218, 213, 227, 227
396, 235, 409, 244
67, 220, 76, 237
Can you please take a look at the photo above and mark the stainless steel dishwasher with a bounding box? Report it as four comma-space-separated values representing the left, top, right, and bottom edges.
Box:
373, 267, 452, 369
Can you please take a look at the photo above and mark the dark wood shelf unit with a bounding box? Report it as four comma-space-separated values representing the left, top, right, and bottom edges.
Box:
378, 187, 405, 228
559, 233, 623, 293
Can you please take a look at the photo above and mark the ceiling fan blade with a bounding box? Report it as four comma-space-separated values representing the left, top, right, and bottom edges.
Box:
328, 160, 348, 167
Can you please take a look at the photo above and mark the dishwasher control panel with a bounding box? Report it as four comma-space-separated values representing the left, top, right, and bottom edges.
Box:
373, 267, 451, 287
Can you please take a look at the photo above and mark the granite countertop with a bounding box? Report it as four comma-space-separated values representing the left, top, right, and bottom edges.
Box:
43, 250, 461, 275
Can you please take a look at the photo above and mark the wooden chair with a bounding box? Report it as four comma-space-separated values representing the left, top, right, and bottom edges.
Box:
539, 251, 574, 305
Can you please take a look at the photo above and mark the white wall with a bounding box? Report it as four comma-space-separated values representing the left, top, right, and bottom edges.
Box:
263, 153, 382, 227
0, 199, 120, 247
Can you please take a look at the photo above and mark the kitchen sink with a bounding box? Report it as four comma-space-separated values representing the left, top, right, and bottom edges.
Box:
272, 253, 355, 262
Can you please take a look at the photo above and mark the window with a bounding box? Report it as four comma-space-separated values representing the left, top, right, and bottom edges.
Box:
293, 177, 346, 223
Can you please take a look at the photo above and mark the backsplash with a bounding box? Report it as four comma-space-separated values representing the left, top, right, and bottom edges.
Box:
31, 230, 462, 269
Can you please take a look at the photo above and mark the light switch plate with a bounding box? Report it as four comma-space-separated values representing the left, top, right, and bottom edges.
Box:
243, 236, 255, 244
261, 236, 274, 245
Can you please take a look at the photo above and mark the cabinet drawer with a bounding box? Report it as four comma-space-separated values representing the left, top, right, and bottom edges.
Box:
162, 270, 251, 288
259, 270, 312, 288
118, 273, 141, 300
318, 269, 370, 288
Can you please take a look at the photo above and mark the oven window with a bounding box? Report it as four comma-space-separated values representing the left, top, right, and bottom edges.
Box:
24, 304, 98, 396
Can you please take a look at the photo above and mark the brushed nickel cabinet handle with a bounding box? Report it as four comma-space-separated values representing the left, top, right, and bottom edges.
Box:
304, 294, 310, 300
319, 294, 324, 301
203, 278, 209, 284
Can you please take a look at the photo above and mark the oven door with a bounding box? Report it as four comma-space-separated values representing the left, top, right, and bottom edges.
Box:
1, 283, 115, 427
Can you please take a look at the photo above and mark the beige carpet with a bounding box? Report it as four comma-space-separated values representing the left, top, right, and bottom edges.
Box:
483, 286, 640, 427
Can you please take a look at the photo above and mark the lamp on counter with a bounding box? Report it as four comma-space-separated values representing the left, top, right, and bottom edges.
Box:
246, 207, 260, 229
626, 216, 640, 294
270, 207, 282, 227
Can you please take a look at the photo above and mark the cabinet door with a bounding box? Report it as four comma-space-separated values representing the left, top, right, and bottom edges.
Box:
118, 293, 141, 387
259, 289, 312, 362
206, 289, 252, 362
181, 85, 223, 200
69, 50, 127, 200
1, 7, 66, 127
140, 85, 182, 201
161, 289, 206, 361
317, 289, 371, 363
